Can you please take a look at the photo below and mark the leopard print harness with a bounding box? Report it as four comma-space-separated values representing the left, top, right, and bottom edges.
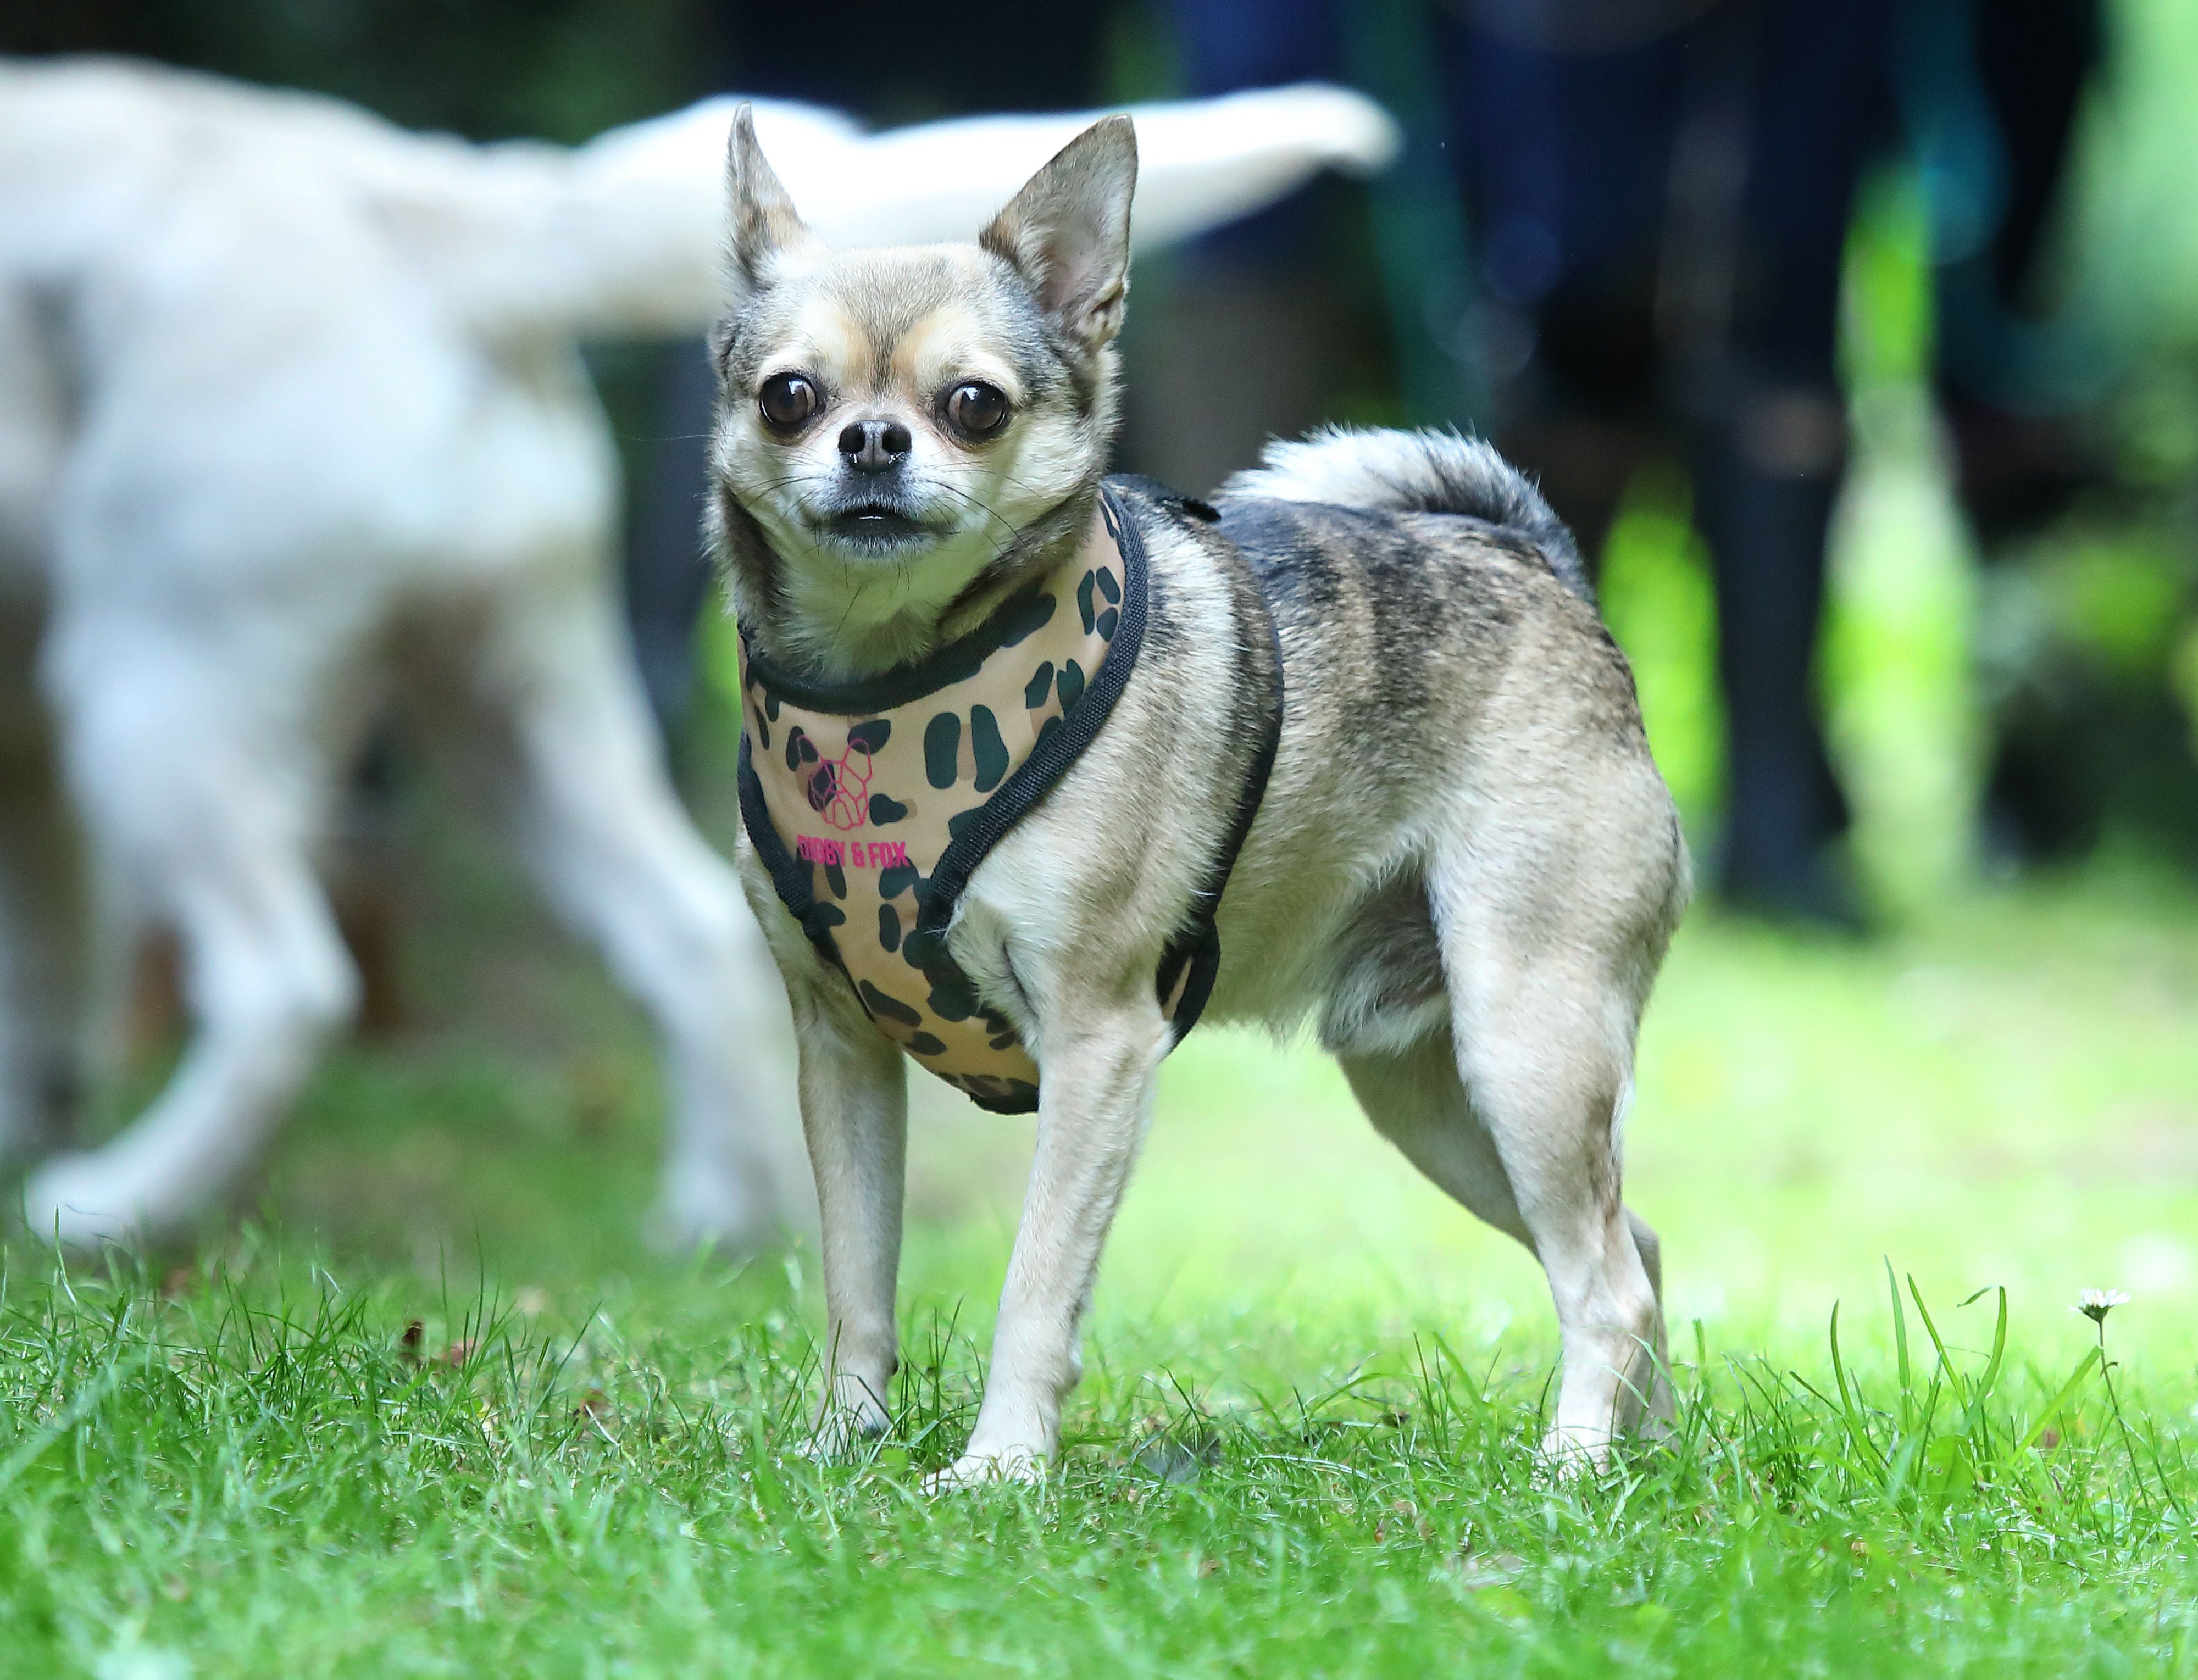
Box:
737, 481, 1280, 1114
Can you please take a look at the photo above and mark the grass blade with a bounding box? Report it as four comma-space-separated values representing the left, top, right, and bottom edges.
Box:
1958, 1287, 2008, 1444
1886, 1257, 1911, 1408
1827, 1301, 1886, 1476
2019, 1346, 2103, 1453
1907, 1276, 1962, 1403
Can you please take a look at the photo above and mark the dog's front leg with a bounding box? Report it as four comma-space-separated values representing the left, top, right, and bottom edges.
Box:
791, 983, 909, 1454
937, 1006, 1170, 1487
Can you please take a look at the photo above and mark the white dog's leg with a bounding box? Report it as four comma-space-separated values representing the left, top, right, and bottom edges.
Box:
23, 651, 357, 1245
0, 703, 91, 1169
937, 1005, 1171, 1487
474, 576, 800, 1251
1427, 856, 1668, 1464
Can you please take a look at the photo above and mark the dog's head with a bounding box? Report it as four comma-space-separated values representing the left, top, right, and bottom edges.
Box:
709, 108, 1136, 671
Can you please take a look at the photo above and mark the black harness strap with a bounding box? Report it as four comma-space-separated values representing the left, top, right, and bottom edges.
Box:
1148, 499, 1285, 1042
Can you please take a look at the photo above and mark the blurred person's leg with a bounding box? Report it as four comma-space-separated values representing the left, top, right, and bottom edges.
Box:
1973, 0, 2100, 305
1694, 388, 1852, 918
1905, 0, 2108, 860
1455, 0, 1889, 921
1688, 0, 1891, 924
1487, 278, 1668, 578
1914, 0, 2106, 542
1445, 17, 1691, 565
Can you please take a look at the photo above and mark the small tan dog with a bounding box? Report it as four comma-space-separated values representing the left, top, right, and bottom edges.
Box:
711, 109, 1689, 1483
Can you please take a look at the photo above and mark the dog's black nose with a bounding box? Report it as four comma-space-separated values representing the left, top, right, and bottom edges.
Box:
839, 419, 913, 474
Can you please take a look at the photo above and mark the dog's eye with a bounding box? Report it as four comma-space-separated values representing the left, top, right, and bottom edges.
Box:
758, 373, 819, 432
945, 381, 1011, 439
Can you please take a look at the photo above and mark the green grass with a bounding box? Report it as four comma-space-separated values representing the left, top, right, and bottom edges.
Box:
3, 1237, 2192, 1678
8, 871, 2198, 1678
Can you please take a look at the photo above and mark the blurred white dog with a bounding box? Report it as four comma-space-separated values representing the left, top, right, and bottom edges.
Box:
0, 58, 1397, 1248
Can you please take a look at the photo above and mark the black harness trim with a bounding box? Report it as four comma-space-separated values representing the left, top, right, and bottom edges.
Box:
1154, 551, 1285, 1043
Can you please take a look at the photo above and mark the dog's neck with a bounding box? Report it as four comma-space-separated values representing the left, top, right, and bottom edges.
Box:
723, 482, 1102, 682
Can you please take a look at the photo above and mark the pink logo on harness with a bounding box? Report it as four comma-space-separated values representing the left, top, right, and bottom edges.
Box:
797, 836, 909, 870
805, 743, 872, 831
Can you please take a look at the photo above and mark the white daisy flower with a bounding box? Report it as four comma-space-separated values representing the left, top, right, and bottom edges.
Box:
2075, 1288, 2130, 1324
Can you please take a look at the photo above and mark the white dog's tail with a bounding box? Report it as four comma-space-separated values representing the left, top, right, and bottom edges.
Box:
1223, 425, 1592, 601
363, 85, 1401, 343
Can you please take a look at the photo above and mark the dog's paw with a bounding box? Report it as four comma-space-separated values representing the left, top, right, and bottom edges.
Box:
19, 1154, 151, 1249
922, 1447, 1045, 1494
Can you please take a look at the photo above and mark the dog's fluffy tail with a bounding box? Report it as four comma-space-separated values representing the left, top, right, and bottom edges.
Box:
1223, 425, 1591, 600
370, 85, 1401, 343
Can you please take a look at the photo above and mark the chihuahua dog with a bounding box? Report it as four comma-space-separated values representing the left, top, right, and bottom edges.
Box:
711, 108, 1689, 1483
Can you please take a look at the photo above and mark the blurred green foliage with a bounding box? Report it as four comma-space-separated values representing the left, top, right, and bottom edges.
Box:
1843, 169, 1936, 391
2078, 0, 2198, 349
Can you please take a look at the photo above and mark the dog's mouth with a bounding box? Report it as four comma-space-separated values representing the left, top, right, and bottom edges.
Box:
819, 504, 932, 547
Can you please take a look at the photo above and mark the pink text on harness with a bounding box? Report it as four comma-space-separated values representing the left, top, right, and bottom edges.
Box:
795, 836, 910, 869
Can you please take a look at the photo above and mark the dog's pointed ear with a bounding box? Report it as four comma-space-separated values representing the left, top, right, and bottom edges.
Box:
725, 103, 820, 292
981, 115, 1137, 351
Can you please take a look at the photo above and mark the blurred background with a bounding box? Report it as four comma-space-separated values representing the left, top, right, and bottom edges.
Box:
7, 1, 2198, 1371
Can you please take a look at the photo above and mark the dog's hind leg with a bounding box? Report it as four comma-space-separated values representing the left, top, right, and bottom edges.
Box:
22, 636, 358, 1245
1342, 1027, 1673, 1440
0, 688, 91, 1171
1418, 827, 1678, 1464
467, 574, 801, 1252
